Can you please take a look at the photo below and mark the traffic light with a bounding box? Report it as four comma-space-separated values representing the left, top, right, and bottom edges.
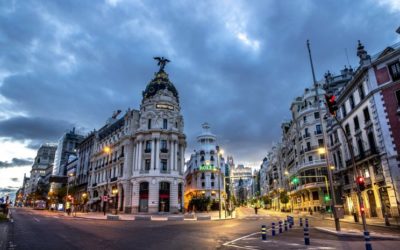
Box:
291, 177, 299, 185
356, 176, 365, 191
325, 94, 338, 116
324, 195, 330, 202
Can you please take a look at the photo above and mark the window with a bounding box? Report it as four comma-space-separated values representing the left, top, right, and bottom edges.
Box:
318, 139, 324, 147
349, 94, 355, 109
363, 107, 371, 122
358, 85, 365, 100
345, 124, 351, 136
306, 142, 311, 151
342, 105, 347, 117
201, 182, 205, 188
163, 119, 168, 129
303, 116, 307, 123
315, 124, 322, 134
201, 173, 205, 179
145, 141, 152, 152
308, 156, 313, 162
161, 140, 167, 150
211, 173, 215, 179
161, 159, 168, 172
354, 116, 360, 131
145, 159, 151, 171
148, 119, 152, 129
210, 156, 214, 161
211, 182, 214, 187
314, 112, 320, 119
388, 61, 400, 81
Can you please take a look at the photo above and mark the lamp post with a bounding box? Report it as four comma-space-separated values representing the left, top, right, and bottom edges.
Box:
66, 172, 74, 213
103, 146, 111, 215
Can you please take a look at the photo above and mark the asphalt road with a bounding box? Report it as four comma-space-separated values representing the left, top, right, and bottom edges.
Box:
6, 208, 400, 250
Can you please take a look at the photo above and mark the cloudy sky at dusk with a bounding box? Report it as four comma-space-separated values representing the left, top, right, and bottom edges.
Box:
1, 0, 399, 198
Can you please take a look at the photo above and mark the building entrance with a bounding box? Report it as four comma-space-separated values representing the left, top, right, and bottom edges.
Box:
159, 182, 170, 212
139, 182, 149, 212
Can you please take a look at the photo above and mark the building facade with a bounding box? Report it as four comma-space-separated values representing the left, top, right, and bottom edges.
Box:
88, 59, 186, 214
184, 123, 226, 209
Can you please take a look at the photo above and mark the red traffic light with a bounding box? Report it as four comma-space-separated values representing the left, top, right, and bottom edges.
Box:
324, 94, 338, 116
356, 176, 366, 191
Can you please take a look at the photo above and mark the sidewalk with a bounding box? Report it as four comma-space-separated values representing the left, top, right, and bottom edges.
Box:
61, 210, 236, 221
263, 209, 400, 229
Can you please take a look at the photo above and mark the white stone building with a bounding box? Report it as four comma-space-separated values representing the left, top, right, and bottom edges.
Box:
184, 123, 226, 209
88, 59, 186, 214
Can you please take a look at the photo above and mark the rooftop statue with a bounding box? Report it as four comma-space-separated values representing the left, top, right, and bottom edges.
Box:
153, 56, 170, 71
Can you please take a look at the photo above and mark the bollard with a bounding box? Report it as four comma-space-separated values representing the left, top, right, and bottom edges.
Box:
272, 222, 276, 236
300, 217, 303, 227
284, 220, 288, 231
364, 231, 372, 250
305, 218, 309, 228
279, 220, 283, 233
304, 227, 310, 245
261, 225, 267, 241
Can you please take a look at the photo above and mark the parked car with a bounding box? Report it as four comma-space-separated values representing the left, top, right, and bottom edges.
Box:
33, 200, 46, 210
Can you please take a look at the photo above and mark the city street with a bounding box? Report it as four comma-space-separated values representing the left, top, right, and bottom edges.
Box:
3, 208, 400, 250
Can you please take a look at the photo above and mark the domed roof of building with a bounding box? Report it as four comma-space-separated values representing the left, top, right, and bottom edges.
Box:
142, 69, 179, 103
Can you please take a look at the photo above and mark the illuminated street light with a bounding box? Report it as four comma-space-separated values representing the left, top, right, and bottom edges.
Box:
103, 146, 111, 154
318, 147, 326, 154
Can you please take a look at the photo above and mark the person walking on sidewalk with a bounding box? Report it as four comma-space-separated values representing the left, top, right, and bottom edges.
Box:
254, 206, 258, 214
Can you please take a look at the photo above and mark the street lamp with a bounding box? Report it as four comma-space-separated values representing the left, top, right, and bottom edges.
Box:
102, 146, 112, 215
66, 172, 75, 213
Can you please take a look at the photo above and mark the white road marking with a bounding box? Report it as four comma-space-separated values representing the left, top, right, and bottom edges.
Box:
33, 217, 40, 222
222, 232, 260, 246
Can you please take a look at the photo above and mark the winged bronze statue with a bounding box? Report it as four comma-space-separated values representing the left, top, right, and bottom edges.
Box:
153, 57, 170, 71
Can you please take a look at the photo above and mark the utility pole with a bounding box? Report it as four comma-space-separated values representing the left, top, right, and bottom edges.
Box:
307, 40, 340, 231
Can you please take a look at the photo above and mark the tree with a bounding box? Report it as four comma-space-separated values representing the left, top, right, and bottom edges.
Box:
280, 191, 290, 211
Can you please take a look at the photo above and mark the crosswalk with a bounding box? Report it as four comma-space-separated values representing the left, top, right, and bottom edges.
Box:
239, 215, 271, 220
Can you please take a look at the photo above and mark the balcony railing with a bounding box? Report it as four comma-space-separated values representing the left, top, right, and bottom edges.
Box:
110, 177, 118, 182
303, 133, 311, 139
92, 183, 97, 187
144, 149, 151, 153
160, 148, 169, 153
160, 169, 171, 174
314, 130, 322, 135
140, 169, 150, 174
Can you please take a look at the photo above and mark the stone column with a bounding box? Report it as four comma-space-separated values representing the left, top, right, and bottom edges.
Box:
125, 141, 133, 177
131, 180, 139, 213
170, 180, 179, 213
132, 145, 136, 172
174, 141, 177, 171
169, 140, 174, 171
138, 141, 143, 171
180, 144, 185, 175
155, 139, 160, 171
151, 139, 155, 170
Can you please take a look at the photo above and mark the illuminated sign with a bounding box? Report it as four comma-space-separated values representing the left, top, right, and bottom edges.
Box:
199, 164, 216, 171
156, 104, 174, 111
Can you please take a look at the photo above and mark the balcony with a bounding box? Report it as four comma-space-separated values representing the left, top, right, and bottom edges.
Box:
160, 169, 171, 174
297, 159, 326, 172
92, 183, 97, 187
303, 133, 311, 139
110, 177, 118, 182
314, 130, 323, 136
160, 148, 169, 153
140, 169, 150, 174
144, 148, 151, 153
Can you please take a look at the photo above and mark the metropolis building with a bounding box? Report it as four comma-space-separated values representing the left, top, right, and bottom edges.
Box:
88, 58, 186, 214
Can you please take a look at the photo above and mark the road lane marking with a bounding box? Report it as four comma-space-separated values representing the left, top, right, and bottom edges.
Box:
33, 217, 40, 222
222, 232, 260, 246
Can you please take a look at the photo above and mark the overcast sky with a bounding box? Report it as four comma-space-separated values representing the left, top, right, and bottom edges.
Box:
1, 0, 399, 198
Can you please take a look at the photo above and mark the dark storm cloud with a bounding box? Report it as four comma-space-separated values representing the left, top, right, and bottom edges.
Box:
0, 0, 398, 164
0, 116, 74, 142
0, 158, 33, 168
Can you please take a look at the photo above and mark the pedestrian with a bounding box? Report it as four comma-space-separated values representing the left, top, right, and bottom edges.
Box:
66, 202, 71, 216
254, 206, 258, 215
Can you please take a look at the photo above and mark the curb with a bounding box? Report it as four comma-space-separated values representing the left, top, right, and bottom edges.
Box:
315, 227, 400, 240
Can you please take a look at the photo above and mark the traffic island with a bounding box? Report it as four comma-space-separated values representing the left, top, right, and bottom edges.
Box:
134, 215, 151, 221
168, 215, 184, 221
196, 215, 211, 221
107, 214, 119, 220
